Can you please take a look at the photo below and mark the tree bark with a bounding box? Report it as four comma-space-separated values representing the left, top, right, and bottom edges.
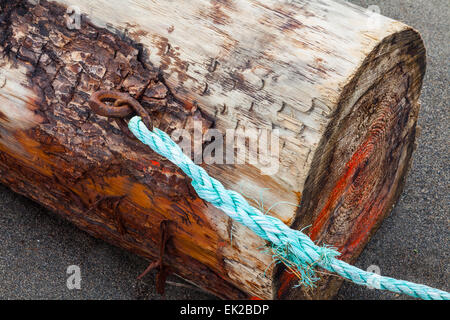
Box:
0, 0, 425, 299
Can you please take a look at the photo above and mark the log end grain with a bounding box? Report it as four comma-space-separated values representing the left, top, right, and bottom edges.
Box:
276, 27, 426, 299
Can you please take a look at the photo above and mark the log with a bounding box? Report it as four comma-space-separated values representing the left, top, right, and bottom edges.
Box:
0, 0, 426, 299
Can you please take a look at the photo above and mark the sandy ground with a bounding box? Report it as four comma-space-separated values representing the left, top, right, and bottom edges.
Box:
0, 0, 448, 300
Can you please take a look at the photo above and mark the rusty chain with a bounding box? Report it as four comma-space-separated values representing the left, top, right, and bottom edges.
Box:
89, 90, 153, 137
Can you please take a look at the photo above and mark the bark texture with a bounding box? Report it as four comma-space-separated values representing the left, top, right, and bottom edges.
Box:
0, 0, 425, 299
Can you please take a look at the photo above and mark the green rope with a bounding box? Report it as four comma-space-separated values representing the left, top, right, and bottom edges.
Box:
128, 116, 450, 300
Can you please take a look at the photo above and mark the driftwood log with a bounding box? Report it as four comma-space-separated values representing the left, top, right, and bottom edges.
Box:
0, 0, 425, 299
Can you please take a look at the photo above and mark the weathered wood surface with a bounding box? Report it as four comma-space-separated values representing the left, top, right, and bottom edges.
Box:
0, 0, 425, 299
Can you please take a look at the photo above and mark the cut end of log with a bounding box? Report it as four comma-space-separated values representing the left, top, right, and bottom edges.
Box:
277, 28, 426, 299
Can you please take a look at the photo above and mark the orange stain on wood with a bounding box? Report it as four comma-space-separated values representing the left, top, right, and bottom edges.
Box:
310, 140, 374, 241
2, 127, 227, 279
151, 160, 160, 167
277, 271, 296, 298
342, 187, 387, 257
1, 131, 54, 177
277, 139, 375, 298
278, 104, 394, 297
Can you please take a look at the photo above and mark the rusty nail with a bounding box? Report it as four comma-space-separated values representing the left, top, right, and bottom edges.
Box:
137, 220, 173, 296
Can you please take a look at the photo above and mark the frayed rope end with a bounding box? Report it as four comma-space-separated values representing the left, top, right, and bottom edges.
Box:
263, 241, 341, 289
